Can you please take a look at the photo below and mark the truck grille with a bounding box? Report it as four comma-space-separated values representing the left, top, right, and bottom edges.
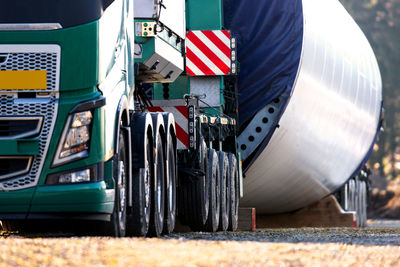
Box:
0, 45, 60, 92
0, 44, 60, 191
0, 95, 58, 190
0, 117, 43, 139
0, 157, 32, 180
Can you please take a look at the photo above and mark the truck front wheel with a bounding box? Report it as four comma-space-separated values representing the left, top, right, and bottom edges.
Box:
101, 129, 127, 237
127, 130, 152, 237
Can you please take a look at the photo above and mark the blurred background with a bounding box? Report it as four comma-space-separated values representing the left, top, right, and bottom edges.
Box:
341, 0, 400, 218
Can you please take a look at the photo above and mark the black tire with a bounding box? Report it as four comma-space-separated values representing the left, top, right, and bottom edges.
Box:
348, 179, 355, 212
355, 179, 360, 227
148, 132, 165, 237
163, 133, 176, 234
227, 153, 239, 231
198, 139, 210, 227
100, 129, 127, 237
359, 180, 367, 227
127, 132, 152, 237
178, 138, 209, 230
217, 151, 229, 231
196, 138, 210, 227
205, 149, 220, 232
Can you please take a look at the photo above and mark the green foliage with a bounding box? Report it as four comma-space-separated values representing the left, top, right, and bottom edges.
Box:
340, 0, 400, 179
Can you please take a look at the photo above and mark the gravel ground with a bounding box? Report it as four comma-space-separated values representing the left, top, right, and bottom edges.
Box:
0, 221, 400, 266
1, 220, 400, 266
168, 225, 400, 246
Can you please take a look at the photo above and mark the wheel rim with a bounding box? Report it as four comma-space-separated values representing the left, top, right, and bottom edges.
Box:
168, 176, 173, 211
234, 164, 239, 218
202, 143, 209, 221
168, 152, 174, 213
225, 166, 229, 214
144, 167, 150, 222
157, 172, 162, 215
156, 140, 163, 217
118, 160, 126, 232
215, 156, 220, 222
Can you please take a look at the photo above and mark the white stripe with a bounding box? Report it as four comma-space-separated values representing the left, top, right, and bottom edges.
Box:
177, 139, 186, 150
186, 39, 224, 75
194, 31, 231, 67
158, 107, 188, 149
213, 30, 231, 47
161, 107, 188, 133
186, 58, 205, 76
171, 106, 189, 149
172, 107, 188, 132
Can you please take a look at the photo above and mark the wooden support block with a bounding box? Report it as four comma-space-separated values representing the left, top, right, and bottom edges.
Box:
238, 207, 256, 231
256, 195, 356, 228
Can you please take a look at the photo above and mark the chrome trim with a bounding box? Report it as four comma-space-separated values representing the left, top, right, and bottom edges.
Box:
0, 116, 43, 140
0, 156, 33, 181
0, 23, 62, 31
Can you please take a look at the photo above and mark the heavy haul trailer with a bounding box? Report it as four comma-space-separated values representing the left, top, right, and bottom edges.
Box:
0, 0, 383, 235
0, 0, 241, 236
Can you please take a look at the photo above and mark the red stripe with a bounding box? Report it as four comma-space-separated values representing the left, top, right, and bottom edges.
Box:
187, 32, 230, 74
222, 30, 230, 39
186, 47, 215, 75
203, 31, 231, 58
185, 66, 196, 76
175, 123, 189, 147
175, 106, 188, 119
148, 107, 164, 112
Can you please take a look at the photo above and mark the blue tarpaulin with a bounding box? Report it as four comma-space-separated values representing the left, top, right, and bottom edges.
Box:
223, 0, 304, 127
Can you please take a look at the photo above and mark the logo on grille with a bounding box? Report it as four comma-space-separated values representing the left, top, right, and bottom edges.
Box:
0, 53, 9, 65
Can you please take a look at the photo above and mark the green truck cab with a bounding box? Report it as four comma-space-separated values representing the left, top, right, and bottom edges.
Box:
0, 0, 241, 237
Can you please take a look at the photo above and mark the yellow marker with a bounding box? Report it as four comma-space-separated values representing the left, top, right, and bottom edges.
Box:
220, 118, 228, 125
0, 70, 47, 90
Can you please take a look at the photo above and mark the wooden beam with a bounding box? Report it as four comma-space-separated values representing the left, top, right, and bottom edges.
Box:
237, 207, 256, 231
256, 195, 356, 228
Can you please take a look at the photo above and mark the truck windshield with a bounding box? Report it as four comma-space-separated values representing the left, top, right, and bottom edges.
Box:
0, 0, 114, 29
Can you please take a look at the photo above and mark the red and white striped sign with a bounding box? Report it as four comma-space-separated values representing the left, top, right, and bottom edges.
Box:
186, 30, 232, 76
147, 106, 189, 149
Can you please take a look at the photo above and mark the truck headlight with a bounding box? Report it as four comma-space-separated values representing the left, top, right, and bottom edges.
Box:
53, 111, 93, 167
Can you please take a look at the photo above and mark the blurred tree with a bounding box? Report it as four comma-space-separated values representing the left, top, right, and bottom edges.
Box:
340, 0, 400, 179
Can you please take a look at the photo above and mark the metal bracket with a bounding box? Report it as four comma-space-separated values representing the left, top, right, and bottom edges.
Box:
237, 96, 284, 160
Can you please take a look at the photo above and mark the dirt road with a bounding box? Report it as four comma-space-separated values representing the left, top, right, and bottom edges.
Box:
1, 220, 400, 266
